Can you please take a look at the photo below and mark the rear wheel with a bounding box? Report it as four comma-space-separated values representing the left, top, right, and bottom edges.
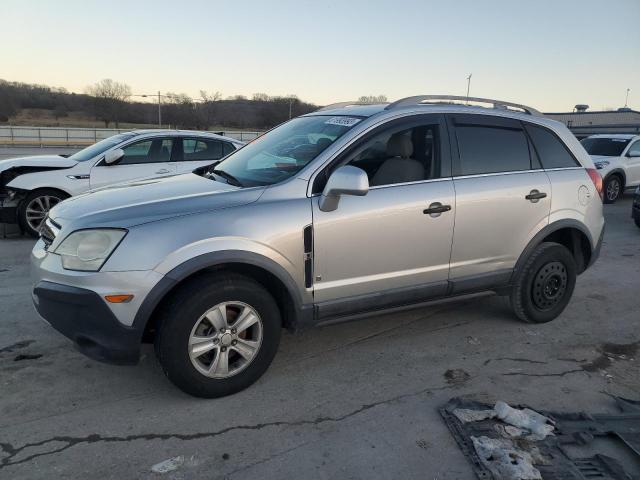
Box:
18, 189, 68, 237
155, 273, 282, 398
603, 174, 622, 204
510, 242, 577, 323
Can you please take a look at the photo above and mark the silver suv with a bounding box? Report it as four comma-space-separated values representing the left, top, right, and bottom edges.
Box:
31, 96, 605, 397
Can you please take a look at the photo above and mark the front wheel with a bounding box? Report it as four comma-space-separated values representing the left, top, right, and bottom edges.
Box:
155, 273, 282, 398
603, 175, 622, 204
510, 242, 577, 323
18, 189, 68, 237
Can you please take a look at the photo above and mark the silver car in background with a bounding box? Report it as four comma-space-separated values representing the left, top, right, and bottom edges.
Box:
31, 95, 605, 397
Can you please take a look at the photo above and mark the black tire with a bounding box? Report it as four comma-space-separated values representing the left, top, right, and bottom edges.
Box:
603, 174, 623, 204
18, 188, 68, 237
155, 273, 282, 398
510, 242, 577, 324
634, 215, 640, 229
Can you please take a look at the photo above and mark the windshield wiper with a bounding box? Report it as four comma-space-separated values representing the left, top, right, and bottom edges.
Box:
212, 168, 243, 187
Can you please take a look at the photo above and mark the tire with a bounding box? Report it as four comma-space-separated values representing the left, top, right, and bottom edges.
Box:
510, 242, 577, 324
18, 188, 68, 238
155, 273, 282, 398
603, 174, 623, 204
635, 216, 640, 229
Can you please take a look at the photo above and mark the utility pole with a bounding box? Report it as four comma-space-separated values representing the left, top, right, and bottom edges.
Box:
625, 88, 631, 108
466, 74, 472, 104
158, 91, 162, 127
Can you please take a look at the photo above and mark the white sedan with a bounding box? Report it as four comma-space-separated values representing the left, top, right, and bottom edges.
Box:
0, 130, 244, 236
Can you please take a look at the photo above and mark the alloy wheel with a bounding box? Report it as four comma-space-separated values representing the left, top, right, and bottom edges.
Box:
606, 178, 620, 202
25, 195, 61, 232
188, 301, 263, 378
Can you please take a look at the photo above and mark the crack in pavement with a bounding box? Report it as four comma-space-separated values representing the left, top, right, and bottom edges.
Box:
0, 384, 454, 470
483, 357, 548, 366
501, 369, 586, 378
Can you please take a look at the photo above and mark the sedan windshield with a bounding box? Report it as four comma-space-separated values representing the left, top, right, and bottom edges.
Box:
211, 115, 364, 186
580, 137, 630, 157
68, 133, 136, 162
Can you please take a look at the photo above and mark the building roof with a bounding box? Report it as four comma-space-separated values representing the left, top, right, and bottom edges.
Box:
544, 110, 640, 127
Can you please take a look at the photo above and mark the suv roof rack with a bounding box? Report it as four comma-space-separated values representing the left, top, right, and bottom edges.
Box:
315, 101, 387, 112
384, 95, 542, 116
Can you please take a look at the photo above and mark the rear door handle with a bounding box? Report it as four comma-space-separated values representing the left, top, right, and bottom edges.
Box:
525, 190, 547, 202
155, 168, 171, 174
423, 202, 452, 216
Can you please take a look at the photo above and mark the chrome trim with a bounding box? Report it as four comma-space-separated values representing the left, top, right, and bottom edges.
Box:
453, 169, 545, 180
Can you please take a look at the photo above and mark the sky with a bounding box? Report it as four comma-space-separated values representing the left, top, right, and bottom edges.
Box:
2, 0, 639, 111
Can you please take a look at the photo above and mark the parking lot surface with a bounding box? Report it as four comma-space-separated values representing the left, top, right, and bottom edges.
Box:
0, 198, 638, 479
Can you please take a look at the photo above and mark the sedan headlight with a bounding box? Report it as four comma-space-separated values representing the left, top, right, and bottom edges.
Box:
594, 161, 610, 170
53, 229, 127, 271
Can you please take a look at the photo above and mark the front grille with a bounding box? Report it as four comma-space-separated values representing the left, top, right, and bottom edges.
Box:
41, 217, 60, 248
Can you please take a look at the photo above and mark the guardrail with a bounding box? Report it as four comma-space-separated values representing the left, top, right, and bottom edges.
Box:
0, 126, 262, 146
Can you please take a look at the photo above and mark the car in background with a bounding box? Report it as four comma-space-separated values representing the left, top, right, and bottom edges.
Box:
0, 130, 244, 237
580, 134, 640, 203
633, 186, 640, 228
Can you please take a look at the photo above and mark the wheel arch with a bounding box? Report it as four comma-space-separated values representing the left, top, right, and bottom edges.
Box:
512, 220, 594, 280
135, 251, 312, 343
604, 168, 626, 187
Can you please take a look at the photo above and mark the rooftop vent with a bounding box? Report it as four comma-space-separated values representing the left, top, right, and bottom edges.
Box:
575, 104, 589, 112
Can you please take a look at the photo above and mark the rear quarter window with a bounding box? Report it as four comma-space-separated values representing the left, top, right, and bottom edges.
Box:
524, 124, 579, 169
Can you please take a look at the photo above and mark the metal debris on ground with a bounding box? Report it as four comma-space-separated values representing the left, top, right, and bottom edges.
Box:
441, 396, 640, 479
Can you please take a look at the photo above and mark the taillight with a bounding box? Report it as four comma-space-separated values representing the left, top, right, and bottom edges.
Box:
586, 168, 603, 200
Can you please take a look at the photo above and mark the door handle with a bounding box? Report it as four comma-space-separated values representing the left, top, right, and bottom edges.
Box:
155, 168, 171, 174
525, 190, 547, 202
423, 202, 452, 216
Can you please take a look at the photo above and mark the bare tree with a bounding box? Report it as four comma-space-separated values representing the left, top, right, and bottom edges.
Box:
86, 79, 131, 127
199, 90, 221, 103
252, 93, 270, 102
358, 95, 387, 104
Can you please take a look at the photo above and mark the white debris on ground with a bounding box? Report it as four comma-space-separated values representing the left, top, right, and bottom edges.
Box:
453, 401, 555, 440
151, 455, 185, 474
471, 436, 542, 480
494, 401, 555, 441
453, 408, 496, 423
453, 401, 557, 478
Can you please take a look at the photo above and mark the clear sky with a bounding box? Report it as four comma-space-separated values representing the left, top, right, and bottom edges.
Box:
2, 0, 639, 111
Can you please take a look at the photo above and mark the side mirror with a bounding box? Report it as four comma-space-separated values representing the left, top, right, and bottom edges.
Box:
319, 166, 369, 212
627, 151, 640, 158
104, 148, 124, 165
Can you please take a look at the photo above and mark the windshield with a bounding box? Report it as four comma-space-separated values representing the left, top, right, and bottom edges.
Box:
68, 133, 137, 162
580, 137, 630, 157
212, 115, 364, 186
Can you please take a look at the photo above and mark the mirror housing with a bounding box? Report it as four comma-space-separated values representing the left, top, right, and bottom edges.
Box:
627, 151, 640, 158
319, 166, 369, 212
104, 148, 125, 165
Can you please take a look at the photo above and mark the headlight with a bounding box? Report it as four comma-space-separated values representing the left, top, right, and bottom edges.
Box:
594, 161, 609, 170
53, 229, 127, 271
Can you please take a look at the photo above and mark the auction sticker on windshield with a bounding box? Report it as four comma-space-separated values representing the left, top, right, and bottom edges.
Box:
324, 117, 362, 127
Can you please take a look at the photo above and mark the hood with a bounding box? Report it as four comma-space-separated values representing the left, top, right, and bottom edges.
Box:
0, 155, 77, 172
49, 173, 265, 229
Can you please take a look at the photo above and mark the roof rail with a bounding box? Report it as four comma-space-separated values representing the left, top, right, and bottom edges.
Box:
315, 101, 387, 112
384, 95, 542, 116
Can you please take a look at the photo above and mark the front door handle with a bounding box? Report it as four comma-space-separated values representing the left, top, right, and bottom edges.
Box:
525, 190, 547, 202
155, 168, 171, 174
423, 202, 452, 216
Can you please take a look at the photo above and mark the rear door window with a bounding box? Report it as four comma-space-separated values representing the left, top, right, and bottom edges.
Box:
182, 138, 223, 161
524, 124, 579, 168
452, 116, 531, 175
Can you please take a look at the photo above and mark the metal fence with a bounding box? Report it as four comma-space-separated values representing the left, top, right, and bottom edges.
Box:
0, 126, 262, 146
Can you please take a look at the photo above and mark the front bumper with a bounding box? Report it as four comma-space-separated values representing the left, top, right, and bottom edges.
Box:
31, 239, 165, 364
33, 281, 142, 364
